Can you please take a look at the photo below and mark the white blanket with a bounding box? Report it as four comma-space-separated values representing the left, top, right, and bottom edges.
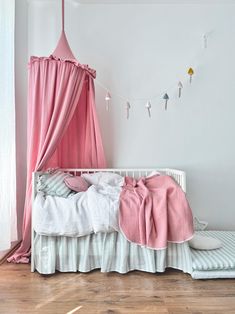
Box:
33, 183, 121, 237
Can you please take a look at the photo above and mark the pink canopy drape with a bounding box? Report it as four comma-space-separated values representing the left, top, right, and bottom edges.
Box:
8, 55, 106, 263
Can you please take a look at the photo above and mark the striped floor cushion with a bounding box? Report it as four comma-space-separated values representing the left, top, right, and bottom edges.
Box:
190, 231, 235, 279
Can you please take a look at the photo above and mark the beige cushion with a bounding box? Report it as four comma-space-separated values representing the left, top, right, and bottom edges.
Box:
189, 234, 222, 250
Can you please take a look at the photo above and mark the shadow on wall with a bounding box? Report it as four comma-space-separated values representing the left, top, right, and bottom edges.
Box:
186, 162, 235, 231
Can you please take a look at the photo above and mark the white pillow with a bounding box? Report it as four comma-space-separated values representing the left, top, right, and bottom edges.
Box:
81, 172, 124, 187
189, 234, 222, 250
146, 171, 161, 178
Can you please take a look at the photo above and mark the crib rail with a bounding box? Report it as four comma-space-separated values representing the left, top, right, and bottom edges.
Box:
31, 168, 186, 272
51, 168, 185, 190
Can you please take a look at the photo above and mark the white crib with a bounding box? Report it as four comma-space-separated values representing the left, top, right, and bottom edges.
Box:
31, 168, 191, 274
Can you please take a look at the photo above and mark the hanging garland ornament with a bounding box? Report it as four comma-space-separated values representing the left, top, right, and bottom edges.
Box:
178, 81, 183, 98
188, 67, 194, 84
145, 101, 152, 118
126, 101, 131, 119
163, 93, 169, 110
105, 92, 111, 111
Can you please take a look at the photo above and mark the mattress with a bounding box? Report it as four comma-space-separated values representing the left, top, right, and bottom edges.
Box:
191, 231, 235, 279
34, 231, 193, 275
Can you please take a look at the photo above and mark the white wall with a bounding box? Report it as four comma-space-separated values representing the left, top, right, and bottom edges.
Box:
15, 0, 28, 239
17, 1, 235, 230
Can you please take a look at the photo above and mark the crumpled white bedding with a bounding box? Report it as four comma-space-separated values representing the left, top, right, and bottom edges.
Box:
33, 183, 121, 237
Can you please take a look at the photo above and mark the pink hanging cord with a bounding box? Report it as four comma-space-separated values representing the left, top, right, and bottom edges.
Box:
62, 0, 64, 32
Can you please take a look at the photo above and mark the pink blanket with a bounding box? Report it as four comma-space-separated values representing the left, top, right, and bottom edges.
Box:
119, 174, 194, 250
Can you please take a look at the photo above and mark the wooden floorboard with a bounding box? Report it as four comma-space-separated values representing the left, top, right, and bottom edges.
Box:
1, 263, 235, 314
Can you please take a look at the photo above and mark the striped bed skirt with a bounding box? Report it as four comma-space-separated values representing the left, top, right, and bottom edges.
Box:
34, 231, 193, 275
34, 230, 235, 279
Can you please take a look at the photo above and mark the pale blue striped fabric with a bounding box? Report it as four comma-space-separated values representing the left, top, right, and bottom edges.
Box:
37, 170, 72, 198
191, 231, 235, 271
191, 269, 235, 279
33, 232, 192, 275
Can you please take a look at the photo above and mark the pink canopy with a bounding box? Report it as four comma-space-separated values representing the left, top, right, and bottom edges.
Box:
8, 1, 106, 263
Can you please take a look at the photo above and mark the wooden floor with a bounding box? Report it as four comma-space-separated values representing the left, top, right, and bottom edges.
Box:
1, 263, 235, 314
